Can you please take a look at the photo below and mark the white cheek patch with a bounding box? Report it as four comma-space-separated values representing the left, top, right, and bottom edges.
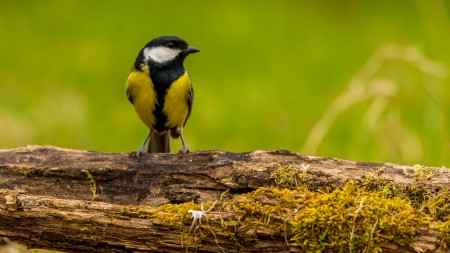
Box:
143, 46, 182, 63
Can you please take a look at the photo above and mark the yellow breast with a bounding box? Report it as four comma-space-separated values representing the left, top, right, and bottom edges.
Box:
163, 72, 191, 129
126, 66, 157, 128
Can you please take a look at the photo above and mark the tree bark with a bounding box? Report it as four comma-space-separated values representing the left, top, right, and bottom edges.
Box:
0, 145, 448, 252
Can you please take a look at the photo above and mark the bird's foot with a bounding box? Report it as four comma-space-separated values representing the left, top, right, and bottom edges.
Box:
130, 145, 147, 160
178, 146, 190, 155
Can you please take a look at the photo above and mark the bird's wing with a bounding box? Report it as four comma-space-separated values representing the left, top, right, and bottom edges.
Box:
184, 83, 194, 127
126, 88, 134, 104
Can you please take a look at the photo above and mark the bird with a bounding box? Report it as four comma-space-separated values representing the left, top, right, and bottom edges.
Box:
125, 36, 199, 156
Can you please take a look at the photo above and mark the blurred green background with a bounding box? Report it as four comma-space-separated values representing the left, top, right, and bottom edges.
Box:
0, 0, 449, 166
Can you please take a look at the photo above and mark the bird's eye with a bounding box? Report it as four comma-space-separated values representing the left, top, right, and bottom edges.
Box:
167, 42, 175, 48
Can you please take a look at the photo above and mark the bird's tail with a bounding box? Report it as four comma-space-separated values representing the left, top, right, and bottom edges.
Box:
147, 132, 171, 153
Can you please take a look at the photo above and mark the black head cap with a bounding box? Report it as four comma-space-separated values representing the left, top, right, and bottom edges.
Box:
135, 36, 199, 70
145, 36, 199, 54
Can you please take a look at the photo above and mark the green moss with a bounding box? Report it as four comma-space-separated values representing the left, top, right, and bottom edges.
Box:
232, 187, 307, 224
155, 201, 218, 250
437, 218, 450, 250
290, 182, 428, 252
82, 169, 97, 201
20, 166, 33, 178
355, 170, 400, 198
425, 188, 450, 221
400, 182, 435, 210
0, 177, 12, 185
270, 164, 309, 189
403, 165, 435, 180
355, 170, 450, 218
154, 201, 203, 225
227, 182, 430, 252
115, 173, 450, 252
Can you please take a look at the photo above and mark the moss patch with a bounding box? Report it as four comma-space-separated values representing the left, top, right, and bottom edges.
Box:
119, 170, 450, 252
270, 164, 309, 189
227, 182, 429, 252
290, 182, 427, 251
82, 169, 98, 201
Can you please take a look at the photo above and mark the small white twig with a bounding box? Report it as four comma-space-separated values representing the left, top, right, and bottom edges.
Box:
185, 201, 224, 253
187, 201, 217, 233
300, 164, 310, 170
187, 210, 204, 232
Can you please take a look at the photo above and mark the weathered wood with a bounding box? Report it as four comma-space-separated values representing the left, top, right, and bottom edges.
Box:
0, 145, 449, 252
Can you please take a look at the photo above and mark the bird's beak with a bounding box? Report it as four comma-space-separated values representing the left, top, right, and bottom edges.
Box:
184, 46, 200, 54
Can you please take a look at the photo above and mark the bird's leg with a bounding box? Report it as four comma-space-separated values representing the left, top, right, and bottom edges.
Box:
177, 128, 190, 155
132, 129, 152, 160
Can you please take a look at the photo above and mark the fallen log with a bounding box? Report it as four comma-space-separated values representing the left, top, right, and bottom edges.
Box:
0, 145, 449, 252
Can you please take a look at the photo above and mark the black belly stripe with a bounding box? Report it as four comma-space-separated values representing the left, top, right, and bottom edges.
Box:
149, 65, 186, 132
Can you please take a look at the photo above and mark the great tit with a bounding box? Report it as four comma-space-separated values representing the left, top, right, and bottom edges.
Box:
126, 36, 199, 156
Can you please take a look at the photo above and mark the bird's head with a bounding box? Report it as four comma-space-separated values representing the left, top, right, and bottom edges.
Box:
139, 36, 199, 67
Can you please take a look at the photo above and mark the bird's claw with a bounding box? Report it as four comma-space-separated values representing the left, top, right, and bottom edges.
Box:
178, 146, 190, 155
131, 145, 147, 160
